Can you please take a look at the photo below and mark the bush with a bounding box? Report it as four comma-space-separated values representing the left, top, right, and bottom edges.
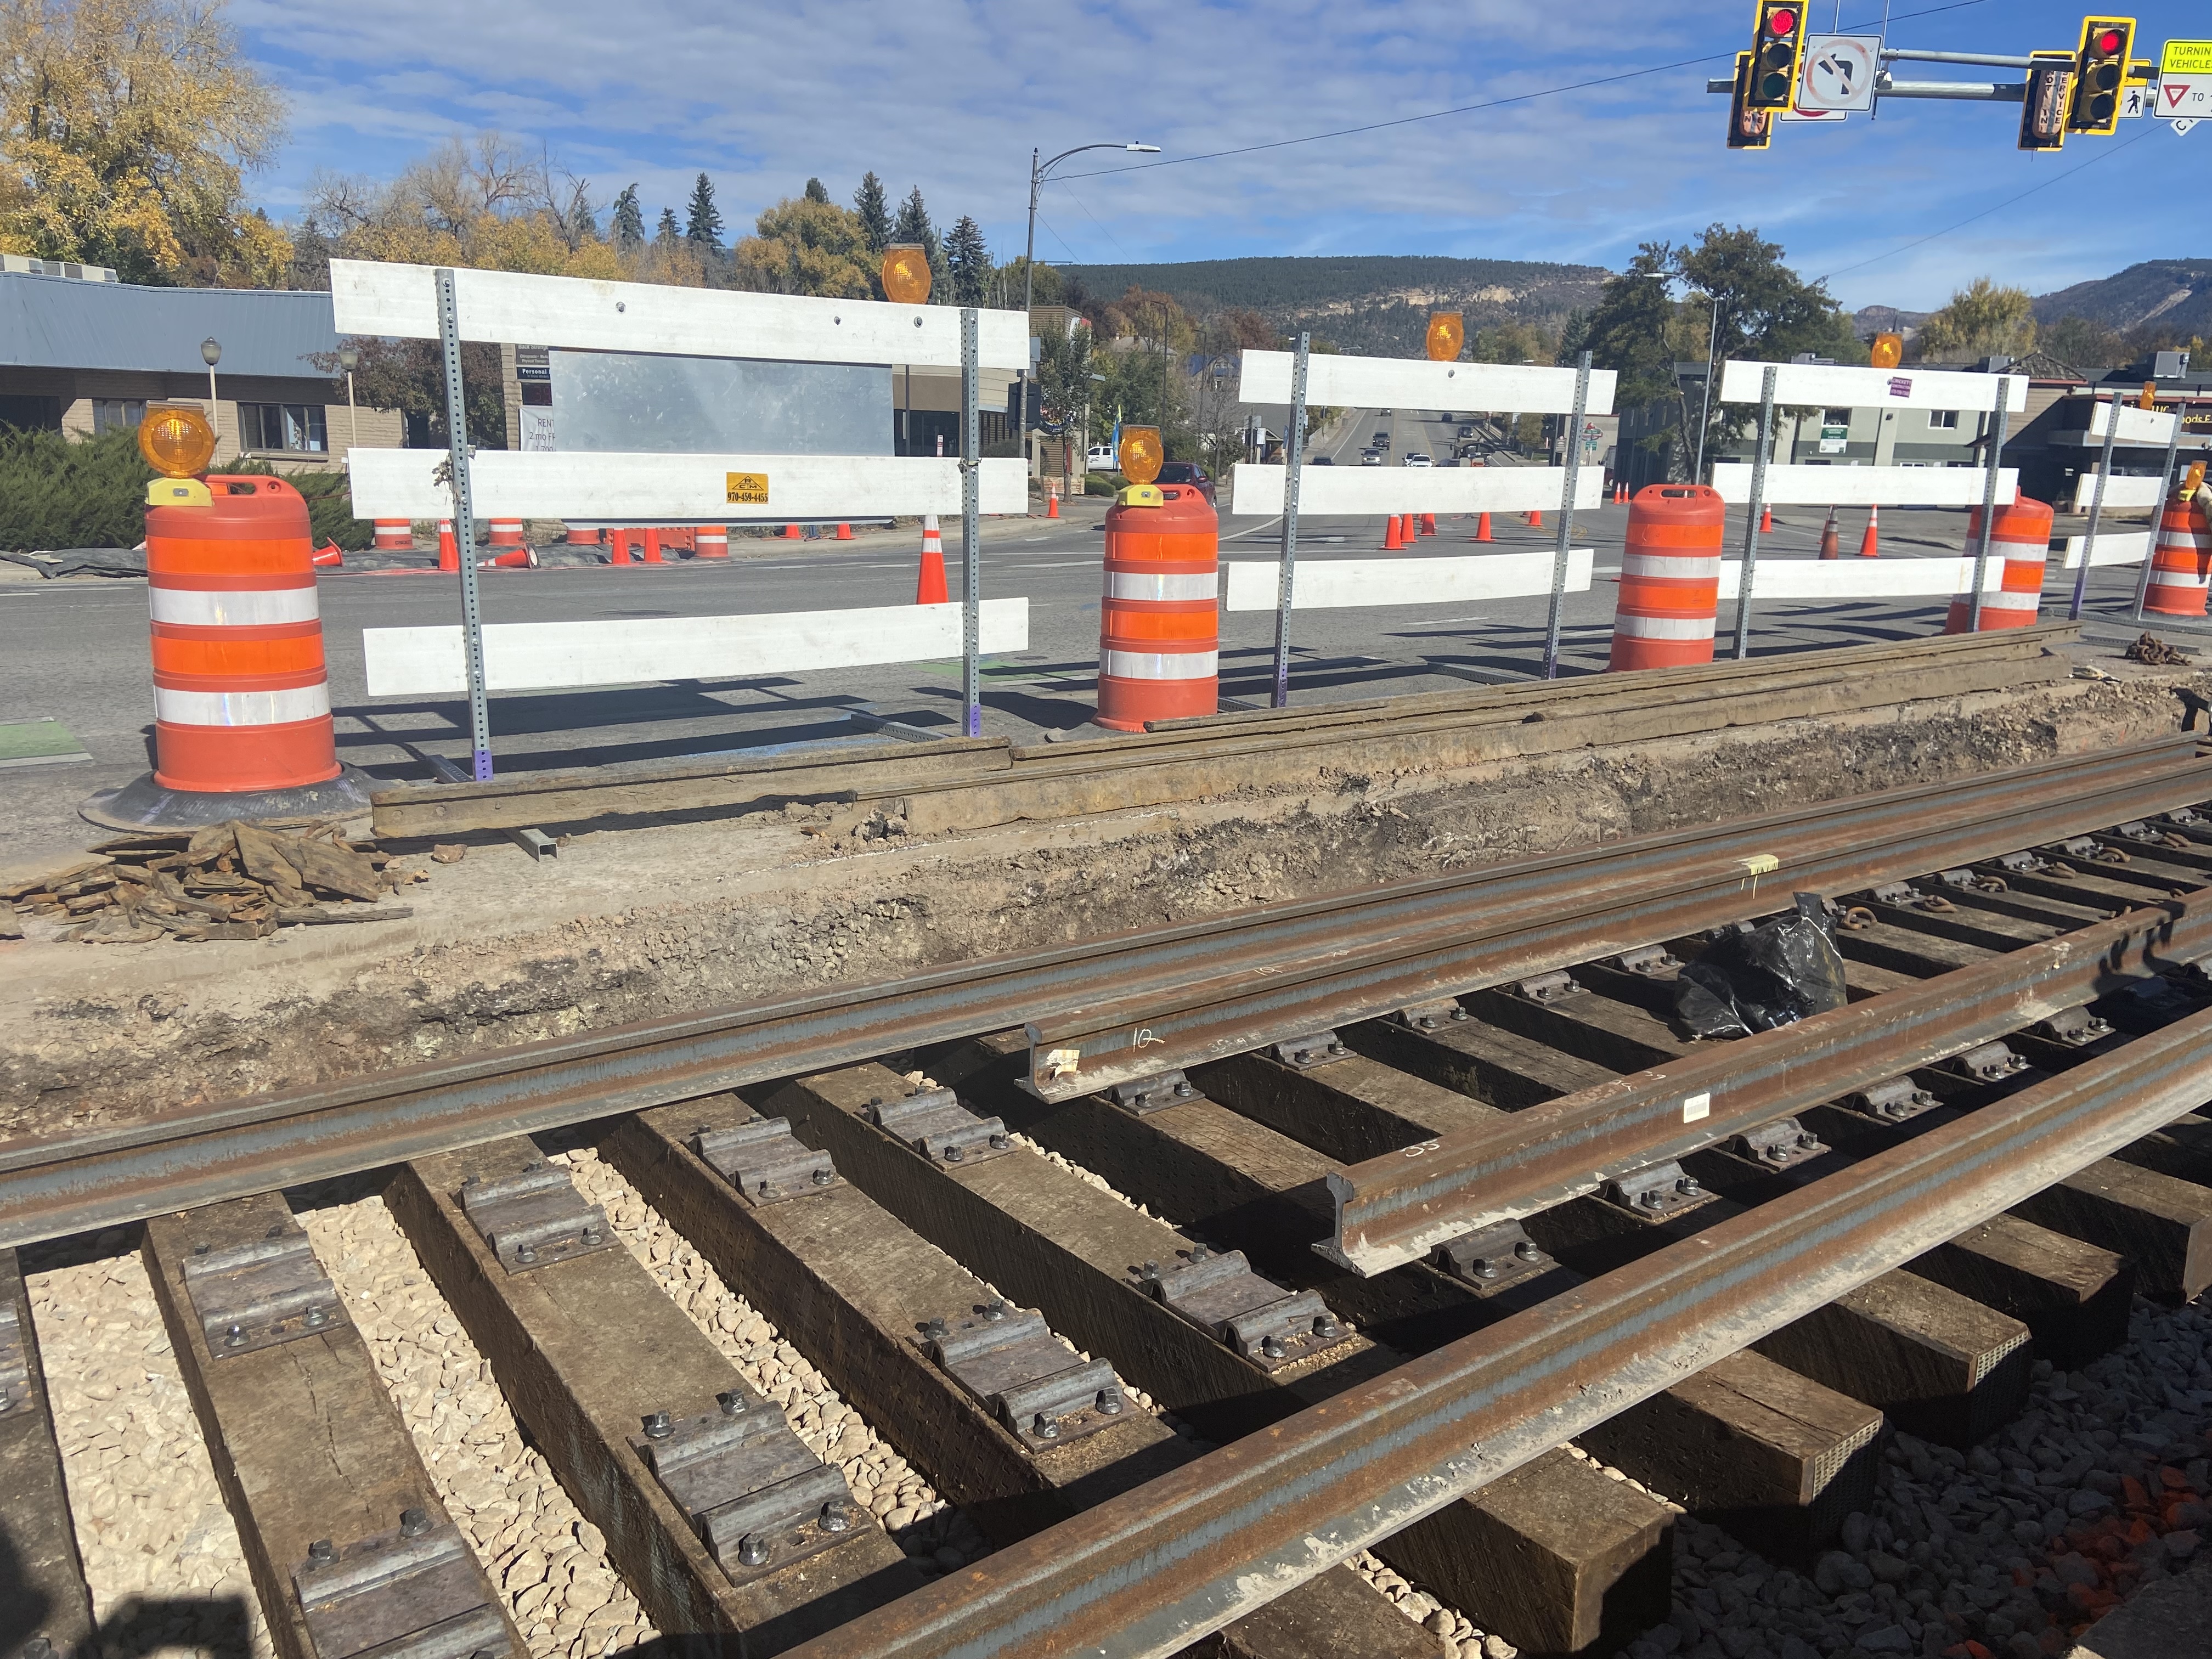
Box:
0, 427, 372, 552
1085, 473, 1120, 496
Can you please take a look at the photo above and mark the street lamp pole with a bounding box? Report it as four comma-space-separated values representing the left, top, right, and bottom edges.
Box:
337, 345, 360, 454
1023, 140, 1158, 475
200, 336, 222, 455
1693, 296, 1724, 482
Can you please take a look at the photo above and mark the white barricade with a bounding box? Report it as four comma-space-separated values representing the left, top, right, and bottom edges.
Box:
2068, 472, 2165, 514
2059, 532, 2153, 571
1718, 361, 2027, 413
1238, 352, 1617, 415
1709, 463, 2017, 507
2081, 402, 2180, 444
1229, 464, 1605, 517
1222, 549, 1594, 612
349, 450, 1028, 522
363, 598, 1030, 697
1713, 557, 2004, 601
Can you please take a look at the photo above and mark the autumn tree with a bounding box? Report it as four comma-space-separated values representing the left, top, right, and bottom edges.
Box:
735, 188, 872, 297
0, 0, 289, 284
1915, 276, 2037, 363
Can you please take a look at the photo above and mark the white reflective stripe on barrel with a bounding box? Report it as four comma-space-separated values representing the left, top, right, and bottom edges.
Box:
1620, 552, 1721, 580
1104, 570, 1219, 602
1612, 614, 1717, 640
154, 682, 331, 727
150, 587, 320, 627
1981, 590, 2040, 612
2150, 569, 2212, 591
1099, 648, 1220, 680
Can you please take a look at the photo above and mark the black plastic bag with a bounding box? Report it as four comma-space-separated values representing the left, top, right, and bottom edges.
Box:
1674, 893, 1848, 1040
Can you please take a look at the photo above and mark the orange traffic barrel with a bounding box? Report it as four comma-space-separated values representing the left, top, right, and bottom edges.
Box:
1097, 482, 1217, 730
145, 475, 340, 793
1609, 484, 1724, 671
695, 526, 729, 558
563, 523, 600, 545
488, 517, 524, 549
373, 518, 411, 550
1945, 496, 2053, 632
2145, 494, 2211, 618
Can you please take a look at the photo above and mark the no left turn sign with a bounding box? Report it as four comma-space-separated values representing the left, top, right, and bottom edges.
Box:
1796, 33, 1882, 114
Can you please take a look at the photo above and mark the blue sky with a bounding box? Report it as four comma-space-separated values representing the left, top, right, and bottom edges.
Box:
233, 0, 2207, 313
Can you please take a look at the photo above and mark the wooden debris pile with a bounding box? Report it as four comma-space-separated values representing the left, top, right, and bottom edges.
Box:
2, 821, 425, 945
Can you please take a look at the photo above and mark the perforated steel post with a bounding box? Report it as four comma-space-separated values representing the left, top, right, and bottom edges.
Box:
1731, 365, 1778, 661
2070, 392, 2120, 621
1966, 378, 2014, 635
1271, 332, 1310, 709
1541, 351, 1592, 679
961, 307, 981, 738
435, 268, 493, 778
2133, 403, 2187, 623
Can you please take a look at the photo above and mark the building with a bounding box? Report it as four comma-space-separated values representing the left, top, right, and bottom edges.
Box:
0, 257, 400, 470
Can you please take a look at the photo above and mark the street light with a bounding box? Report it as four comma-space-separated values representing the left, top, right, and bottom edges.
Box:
200, 337, 222, 454
337, 345, 360, 455
1023, 142, 1158, 319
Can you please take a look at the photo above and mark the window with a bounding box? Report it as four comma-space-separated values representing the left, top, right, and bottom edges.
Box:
240, 402, 328, 453
0, 394, 62, 432
1822, 409, 1852, 428
1928, 409, 1961, 430
91, 398, 145, 436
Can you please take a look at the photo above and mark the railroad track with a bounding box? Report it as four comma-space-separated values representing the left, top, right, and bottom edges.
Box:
5, 738, 2212, 1659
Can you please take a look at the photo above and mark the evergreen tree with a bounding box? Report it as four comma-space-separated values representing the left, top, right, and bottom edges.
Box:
655, 206, 680, 245
685, 173, 724, 250
853, 172, 890, 253
611, 184, 645, 250
945, 214, 990, 307
804, 177, 831, 204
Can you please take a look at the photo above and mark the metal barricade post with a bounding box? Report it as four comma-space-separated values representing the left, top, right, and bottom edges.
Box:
1731, 366, 1777, 661
1541, 350, 1592, 679
1271, 333, 1311, 709
435, 267, 494, 780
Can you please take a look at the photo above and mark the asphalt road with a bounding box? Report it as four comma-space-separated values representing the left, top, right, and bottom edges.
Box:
0, 407, 2194, 858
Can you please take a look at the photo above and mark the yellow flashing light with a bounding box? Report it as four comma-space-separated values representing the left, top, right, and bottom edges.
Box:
139, 404, 216, 479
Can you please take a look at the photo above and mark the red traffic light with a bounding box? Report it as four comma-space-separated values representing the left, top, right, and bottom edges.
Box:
2095, 27, 2123, 52
1767, 7, 1797, 32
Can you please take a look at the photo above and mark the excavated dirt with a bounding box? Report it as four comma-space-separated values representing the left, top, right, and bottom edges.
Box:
5, 659, 2208, 1137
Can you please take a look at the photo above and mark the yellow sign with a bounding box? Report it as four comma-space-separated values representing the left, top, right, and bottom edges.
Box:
1870, 332, 1904, 370
1425, 313, 1464, 362
725, 471, 770, 506
2160, 39, 2212, 75
1117, 426, 1163, 485
138, 404, 216, 478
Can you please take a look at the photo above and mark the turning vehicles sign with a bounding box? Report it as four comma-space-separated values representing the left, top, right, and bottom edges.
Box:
2160, 40, 2212, 120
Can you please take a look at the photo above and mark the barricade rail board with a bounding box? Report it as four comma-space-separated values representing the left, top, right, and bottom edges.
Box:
367, 625, 2080, 839
5, 752, 2212, 1659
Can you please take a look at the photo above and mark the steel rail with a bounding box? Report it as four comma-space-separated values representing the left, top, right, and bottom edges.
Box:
1322, 888, 2212, 1275
780, 1005, 2212, 1659
0, 743, 2203, 1250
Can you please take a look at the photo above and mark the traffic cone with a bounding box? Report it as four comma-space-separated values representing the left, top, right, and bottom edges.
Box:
1858, 504, 1881, 558
641, 528, 664, 564
836, 522, 854, 541
609, 528, 632, 566
1473, 512, 1493, 543
1047, 485, 1060, 520
1420, 512, 1437, 537
1818, 508, 1841, 561
1384, 514, 1404, 550
782, 523, 803, 540
311, 541, 343, 568
1759, 505, 1773, 533
437, 520, 458, 572
1528, 508, 1544, 528
478, 545, 537, 569
916, 514, 949, 603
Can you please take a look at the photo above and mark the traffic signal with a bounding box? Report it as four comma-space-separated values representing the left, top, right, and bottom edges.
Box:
2066, 16, 2135, 134
1747, 2, 1807, 111
2019, 51, 2074, 151
1727, 50, 1773, 149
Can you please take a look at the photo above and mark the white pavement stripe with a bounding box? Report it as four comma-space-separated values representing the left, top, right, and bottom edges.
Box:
154, 683, 330, 727
150, 588, 320, 627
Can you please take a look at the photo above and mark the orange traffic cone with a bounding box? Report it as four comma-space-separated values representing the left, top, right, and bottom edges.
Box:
609, 528, 632, 566
312, 541, 343, 568
641, 528, 664, 564
1818, 509, 1841, 561
1473, 512, 1493, 543
1528, 508, 1544, 528
478, 545, 537, 569
1858, 504, 1880, 558
437, 520, 458, 572
1383, 515, 1404, 550
1420, 512, 1437, 537
916, 514, 949, 603
782, 523, 803, 540
1047, 486, 1060, 520
1759, 505, 1773, 533
836, 522, 854, 541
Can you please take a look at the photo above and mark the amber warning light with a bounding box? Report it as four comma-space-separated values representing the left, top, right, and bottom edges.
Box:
139, 405, 216, 479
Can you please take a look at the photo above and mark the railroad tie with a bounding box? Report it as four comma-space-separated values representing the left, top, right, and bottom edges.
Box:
0, 1246, 95, 1659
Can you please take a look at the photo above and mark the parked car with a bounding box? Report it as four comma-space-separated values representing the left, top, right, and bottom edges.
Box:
1155, 461, 1216, 507
1361, 449, 1383, 466
1086, 443, 1117, 469
1402, 453, 1434, 468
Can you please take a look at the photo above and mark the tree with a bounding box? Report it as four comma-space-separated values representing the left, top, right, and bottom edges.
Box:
655, 206, 679, 245
684, 172, 723, 251
853, 171, 890, 253
0, 0, 289, 284
311, 335, 506, 449
944, 213, 990, 306
735, 190, 872, 297
803, 177, 830, 205
610, 184, 644, 250
2040, 314, 2129, 379
1035, 318, 1093, 493
891, 185, 943, 296
1915, 277, 2036, 363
